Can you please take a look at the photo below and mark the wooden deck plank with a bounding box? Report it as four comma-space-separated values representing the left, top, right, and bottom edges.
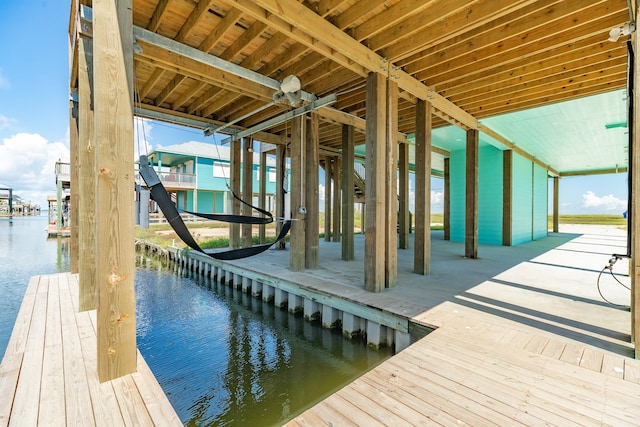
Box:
9, 275, 48, 426
0, 354, 22, 427
579, 347, 604, 373
624, 359, 640, 384
39, 275, 66, 425
3, 276, 39, 356
58, 273, 95, 426
558, 342, 585, 366
601, 353, 625, 379
426, 329, 640, 426
539, 339, 566, 359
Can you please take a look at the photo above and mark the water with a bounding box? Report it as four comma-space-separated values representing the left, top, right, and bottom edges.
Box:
0, 215, 392, 426
0, 215, 70, 354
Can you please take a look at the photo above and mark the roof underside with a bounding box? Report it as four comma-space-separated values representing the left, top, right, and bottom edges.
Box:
72, 0, 632, 175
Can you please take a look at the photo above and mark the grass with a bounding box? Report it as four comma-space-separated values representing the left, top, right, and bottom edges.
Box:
136, 213, 625, 250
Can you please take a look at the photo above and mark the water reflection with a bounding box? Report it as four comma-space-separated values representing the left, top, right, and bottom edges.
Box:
136, 257, 392, 426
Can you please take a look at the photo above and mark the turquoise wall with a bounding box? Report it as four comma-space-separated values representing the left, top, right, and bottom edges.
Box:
198, 191, 214, 212
449, 149, 466, 242
533, 164, 548, 239
478, 146, 503, 245
511, 153, 533, 245
449, 146, 503, 245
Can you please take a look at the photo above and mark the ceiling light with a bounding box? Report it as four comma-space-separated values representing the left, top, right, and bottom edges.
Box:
608, 22, 635, 42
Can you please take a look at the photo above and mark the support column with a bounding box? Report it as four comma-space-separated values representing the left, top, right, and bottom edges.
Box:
69, 100, 79, 274
341, 125, 355, 260
332, 156, 342, 242
553, 176, 559, 233
414, 98, 432, 275
305, 113, 319, 269
290, 115, 305, 271
443, 158, 450, 241
364, 72, 386, 292
324, 156, 332, 242
93, 0, 136, 382
276, 144, 286, 250
465, 128, 479, 259
399, 141, 410, 249
78, 33, 97, 311
242, 137, 253, 248
503, 150, 513, 246
259, 151, 267, 244
230, 139, 241, 249
385, 79, 398, 287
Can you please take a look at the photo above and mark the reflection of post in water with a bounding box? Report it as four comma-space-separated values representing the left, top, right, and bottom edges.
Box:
56, 237, 69, 272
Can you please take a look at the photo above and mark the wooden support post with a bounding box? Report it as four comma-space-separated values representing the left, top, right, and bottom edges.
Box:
93, 0, 136, 382
78, 34, 97, 311
69, 101, 79, 274
259, 151, 267, 244
324, 156, 332, 242
553, 176, 560, 233
385, 79, 398, 287
230, 139, 241, 249
305, 113, 320, 269
290, 115, 305, 271
503, 150, 513, 246
399, 141, 410, 249
332, 156, 342, 242
275, 144, 286, 250
342, 125, 355, 261
465, 128, 479, 259
414, 98, 432, 275
242, 137, 253, 248
364, 72, 386, 292
444, 158, 450, 241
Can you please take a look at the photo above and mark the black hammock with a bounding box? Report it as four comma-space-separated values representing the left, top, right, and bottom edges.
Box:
138, 155, 291, 260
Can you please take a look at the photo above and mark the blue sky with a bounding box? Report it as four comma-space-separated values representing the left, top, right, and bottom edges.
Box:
0, 2, 629, 215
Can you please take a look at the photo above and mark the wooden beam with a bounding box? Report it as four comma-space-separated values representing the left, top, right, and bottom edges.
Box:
399, 140, 410, 249
230, 139, 241, 249
290, 115, 306, 271
229, 0, 477, 129
77, 34, 97, 312
275, 144, 286, 250
332, 156, 341, 243
414, 99, 432, 275
259, 151, 267, 244
364, 72, 386, 292
385, 79, 398, 288
69, 100, 79, 275
242, 137, 253, 248
553, 176, 559, 233
341, 125, 355, 261
632, 4, 640, 357
465, 129, 479, 259
324, 156, 332, 242
305, 113, 320, 269
93, 0, 136, 382
443, 158, 450, 241
503, 150, 513, 246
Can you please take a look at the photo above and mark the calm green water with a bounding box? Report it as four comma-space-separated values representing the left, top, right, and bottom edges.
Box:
0, 215, 392, 426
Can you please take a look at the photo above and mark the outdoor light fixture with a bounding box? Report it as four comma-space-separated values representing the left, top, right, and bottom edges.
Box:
273, 75, 302, 106
608, 22, 635, 42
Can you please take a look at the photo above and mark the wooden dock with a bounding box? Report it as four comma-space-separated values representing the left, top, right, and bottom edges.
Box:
0, 273, 181, 426
287, 307, 640, 426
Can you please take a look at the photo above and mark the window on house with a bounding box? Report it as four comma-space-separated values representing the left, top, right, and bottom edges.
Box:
213, 161, 230, 178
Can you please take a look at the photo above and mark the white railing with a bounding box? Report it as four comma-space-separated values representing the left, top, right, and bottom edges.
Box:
55, 162, 71, 183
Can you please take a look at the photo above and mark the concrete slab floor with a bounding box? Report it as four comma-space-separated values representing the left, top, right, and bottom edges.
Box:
226, 224, 633, 357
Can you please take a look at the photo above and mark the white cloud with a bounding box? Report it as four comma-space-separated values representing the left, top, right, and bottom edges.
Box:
431, 190, 443, 205
134, 117, 154, 154
0, 133, 70, 207
581, 190, 627, 212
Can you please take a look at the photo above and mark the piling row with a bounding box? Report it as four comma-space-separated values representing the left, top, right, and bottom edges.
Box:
165, 248, 411, 352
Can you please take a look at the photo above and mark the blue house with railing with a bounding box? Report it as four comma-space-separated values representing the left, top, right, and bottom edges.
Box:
143, 141, 281, 214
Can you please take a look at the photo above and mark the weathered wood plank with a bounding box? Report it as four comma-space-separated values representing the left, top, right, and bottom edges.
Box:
241, 137, 253, 249
289, 115, 305, 271
384, 79, 398, 288
465, 128, 479, 258
59, 273, 96, 426
601, 353, 625, 379
39, 275, 66, 425
9, 276, 48, 426
304, 112, 319, 269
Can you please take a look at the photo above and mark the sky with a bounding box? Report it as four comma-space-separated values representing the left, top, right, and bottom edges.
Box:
0, 2, 630, 215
